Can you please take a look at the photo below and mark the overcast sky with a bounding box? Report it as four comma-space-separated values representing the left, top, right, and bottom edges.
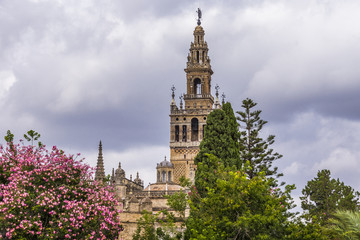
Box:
1, 0, 360, 209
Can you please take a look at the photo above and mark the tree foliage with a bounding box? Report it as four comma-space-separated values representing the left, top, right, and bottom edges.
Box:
326, 210, 360, 240
300, 169, 360, 224
237, 98, 282, 180
132, 210, 183, 240
194, 102, 240, 196
187, 155, 296, 240
0, 134, 122, 239
194, 102, 240, 168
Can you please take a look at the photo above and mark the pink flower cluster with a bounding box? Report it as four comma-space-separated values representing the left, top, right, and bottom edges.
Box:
0, 143, 122, 239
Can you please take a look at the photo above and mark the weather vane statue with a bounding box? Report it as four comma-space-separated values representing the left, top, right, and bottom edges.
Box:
197, 8, 202, 26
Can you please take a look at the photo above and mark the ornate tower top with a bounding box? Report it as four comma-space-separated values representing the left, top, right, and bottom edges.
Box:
95, 141, 105, 183
183, 10, 214, 109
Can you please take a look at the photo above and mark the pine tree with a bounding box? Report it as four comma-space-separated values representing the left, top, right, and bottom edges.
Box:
237, 98, 283, 180
301, 169, 360, 224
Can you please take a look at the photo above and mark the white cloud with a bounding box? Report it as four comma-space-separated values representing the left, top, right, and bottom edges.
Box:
283, 161, 302, 176
314, 148, 360, 174
0, 70, 16, 103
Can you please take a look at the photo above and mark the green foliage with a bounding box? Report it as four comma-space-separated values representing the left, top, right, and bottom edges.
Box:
195, 103, 240, 168
167, 191, 188, 220
187, 155, 295, 240
24, 130, 42, 147
132, 210, 183, 240
194, 102, 240, 196
237, 98, 283, 180
300, 169, 360, 224
326, 210, 360, 240
287, 217, 327, 240
4, 130, 14, 143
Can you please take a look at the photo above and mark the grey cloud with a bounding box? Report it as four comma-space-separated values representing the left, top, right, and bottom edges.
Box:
1, 0, 360, 196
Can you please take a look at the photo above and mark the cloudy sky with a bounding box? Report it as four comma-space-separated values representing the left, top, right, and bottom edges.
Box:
1, 0, 360, 208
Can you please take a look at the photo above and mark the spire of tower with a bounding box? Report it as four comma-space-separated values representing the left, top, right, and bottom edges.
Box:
95, 140, 106, 183
214, 84, 221, 109
170, 85, 178, 111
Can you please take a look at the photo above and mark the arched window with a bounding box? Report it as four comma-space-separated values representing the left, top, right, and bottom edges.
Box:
194, 78, 201, 95
168, 171, 171, 182
196, 51, 199, 63
162, 171, 166, 182
191, 118, 199, 141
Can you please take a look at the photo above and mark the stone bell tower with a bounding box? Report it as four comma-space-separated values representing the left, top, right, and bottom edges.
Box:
169, 9, 215, 184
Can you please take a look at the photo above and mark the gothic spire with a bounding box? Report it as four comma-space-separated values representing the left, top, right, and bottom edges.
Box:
95, 140, 106, 183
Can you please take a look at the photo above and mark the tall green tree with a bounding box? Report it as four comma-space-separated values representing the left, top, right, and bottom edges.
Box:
301, 169, 360, 224
194, 102, 240, 168
194, 102, 240, 196
237, 98, 283, 180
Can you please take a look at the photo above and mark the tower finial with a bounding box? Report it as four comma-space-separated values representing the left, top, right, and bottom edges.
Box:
171, 85, 176, 100
215, 84, 220, 99
179, 94, 183, 109
197, 8, 202, 26
221, 92, 226, 105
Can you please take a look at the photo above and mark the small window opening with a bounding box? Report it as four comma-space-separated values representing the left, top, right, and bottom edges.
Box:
175, 125, 179, 142
168, 171, 171, 182
196, 51, 199, 63
182, 125, 187, 142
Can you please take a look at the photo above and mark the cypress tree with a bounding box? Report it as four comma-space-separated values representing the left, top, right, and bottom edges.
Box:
194, 102, 240, 167
194, 102, 240, 196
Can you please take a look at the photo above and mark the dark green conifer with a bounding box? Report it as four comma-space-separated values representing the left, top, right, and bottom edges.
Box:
237, 98, 283, 179
194, 102, 240, 196
194, 102, 240, 168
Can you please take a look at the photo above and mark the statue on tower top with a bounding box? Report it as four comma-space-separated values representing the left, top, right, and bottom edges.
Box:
197, 8, 202, 26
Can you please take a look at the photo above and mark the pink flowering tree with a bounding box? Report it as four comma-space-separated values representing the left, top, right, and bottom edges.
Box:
0, 131, 122, 239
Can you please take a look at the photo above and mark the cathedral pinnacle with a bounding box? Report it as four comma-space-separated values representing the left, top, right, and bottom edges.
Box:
95, 140, 105, 183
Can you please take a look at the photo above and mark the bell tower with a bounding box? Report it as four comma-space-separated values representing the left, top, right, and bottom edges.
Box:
169, 9, 215, 183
